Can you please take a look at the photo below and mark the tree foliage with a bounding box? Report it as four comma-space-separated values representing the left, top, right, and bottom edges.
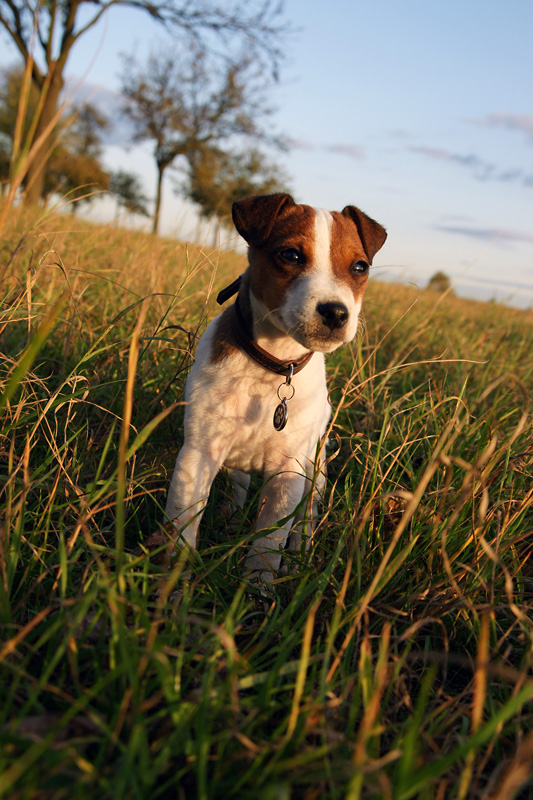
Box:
120, 45, 284, 233
0, 132, 9, 194
110, 170, 150, 217
44, 102, 111, 203
44, 148, 109, 204
0, 0, 288, 204
427, 270, 453, 293
0, 62, 40, 144
184, 146, 288, 224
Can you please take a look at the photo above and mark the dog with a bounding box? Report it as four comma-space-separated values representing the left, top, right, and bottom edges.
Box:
164, 193, 387, 585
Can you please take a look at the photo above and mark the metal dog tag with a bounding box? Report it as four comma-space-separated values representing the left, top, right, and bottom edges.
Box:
273, 399, 289, 431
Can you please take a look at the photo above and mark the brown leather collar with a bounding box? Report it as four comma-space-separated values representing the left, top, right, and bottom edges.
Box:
216, 277, 314, 377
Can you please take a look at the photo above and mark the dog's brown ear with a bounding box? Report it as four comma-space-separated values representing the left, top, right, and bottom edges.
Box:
342, 206, 387, 263
232, 193, 295, 246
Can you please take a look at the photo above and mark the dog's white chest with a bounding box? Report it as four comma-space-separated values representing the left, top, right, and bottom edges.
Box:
184, 322, 330, 473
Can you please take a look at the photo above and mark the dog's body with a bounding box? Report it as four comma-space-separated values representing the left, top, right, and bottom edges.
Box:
165, 193, 386, 583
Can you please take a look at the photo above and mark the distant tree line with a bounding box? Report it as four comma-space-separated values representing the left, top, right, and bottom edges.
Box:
0, 0, 290, 233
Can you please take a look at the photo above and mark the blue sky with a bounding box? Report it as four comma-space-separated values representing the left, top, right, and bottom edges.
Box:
1, 0, 532, 306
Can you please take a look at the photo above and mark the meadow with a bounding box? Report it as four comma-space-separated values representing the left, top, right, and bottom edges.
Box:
1, 208, 532, 799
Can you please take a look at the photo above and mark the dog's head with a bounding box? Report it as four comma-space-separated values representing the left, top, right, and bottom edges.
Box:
232, 193, 387, 353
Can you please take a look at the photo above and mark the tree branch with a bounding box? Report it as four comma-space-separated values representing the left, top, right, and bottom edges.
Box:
62, 0, 100, 50
45, 0, 57, 64
103, 0, 288, 75
0, 0, 30, 61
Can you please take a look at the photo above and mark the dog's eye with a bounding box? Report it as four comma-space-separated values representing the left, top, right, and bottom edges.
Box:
278, 247, 303, 265
351, 260, 369, 275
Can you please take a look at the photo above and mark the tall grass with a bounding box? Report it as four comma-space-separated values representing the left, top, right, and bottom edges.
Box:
1, 209, 532, 799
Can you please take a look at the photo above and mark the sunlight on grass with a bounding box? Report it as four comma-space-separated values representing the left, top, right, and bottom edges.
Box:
1, 208, 532, 798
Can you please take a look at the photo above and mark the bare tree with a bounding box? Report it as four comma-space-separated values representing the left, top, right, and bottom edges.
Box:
120, 45, 282, 234
0, 0, 288, 205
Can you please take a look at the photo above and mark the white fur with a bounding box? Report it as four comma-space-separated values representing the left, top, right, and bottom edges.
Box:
164, 206, 364, 586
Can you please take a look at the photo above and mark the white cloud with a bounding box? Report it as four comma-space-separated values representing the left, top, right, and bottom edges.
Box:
434, 224, 533, 246
467, 112, 533, 143
408, 144, 533, 187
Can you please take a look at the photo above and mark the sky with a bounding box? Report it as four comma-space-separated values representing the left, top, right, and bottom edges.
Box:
1, 0, 532, 307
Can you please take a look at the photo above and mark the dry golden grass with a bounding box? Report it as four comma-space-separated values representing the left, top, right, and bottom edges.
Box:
1, 208, 532, 799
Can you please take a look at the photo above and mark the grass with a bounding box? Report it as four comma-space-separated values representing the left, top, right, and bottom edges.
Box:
1, 207, 532, 799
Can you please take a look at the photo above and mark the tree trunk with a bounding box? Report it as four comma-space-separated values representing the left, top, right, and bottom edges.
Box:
24, 69, 64, 206
152, 162, 166, 235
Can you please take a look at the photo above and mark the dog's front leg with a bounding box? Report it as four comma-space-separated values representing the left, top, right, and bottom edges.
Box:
165, 445, 224, 548
245, 468, 307, 584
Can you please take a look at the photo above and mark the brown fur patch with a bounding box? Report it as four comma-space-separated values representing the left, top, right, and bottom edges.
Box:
329, 211, 370, 301
248, 204, 317, 312
341, 205, 387, 261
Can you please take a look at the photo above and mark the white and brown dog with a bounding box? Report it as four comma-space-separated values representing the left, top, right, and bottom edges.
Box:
164, 193, 386, 585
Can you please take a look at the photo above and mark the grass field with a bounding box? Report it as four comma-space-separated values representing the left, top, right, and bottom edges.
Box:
1, 208, 533, 799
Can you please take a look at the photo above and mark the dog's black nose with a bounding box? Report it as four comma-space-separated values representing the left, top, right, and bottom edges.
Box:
317, 301, 349, 330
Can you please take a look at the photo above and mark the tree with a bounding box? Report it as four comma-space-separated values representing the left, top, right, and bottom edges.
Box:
427, 271, 453, 293
0, 66, 110, 203
120, 45, 281, 234
0, 0, 288, 206
184, 145, 289, 226
110, 170, 150, 217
